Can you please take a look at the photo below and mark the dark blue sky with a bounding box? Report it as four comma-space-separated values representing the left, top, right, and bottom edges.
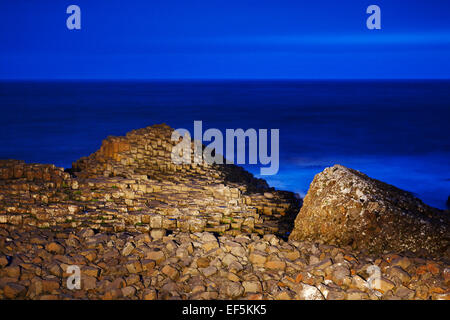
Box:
1, 0, 450, 79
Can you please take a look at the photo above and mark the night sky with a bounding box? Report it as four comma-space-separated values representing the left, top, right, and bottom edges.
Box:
1, 0, 450, 79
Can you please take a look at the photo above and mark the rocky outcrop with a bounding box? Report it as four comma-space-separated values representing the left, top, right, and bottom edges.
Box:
1, 127, 449, 300
0, 124, 300, 237
71, 124, 269, 191
289, 165, 449, 258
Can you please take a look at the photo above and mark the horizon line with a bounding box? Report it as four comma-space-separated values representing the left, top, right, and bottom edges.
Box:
1, 78, 450, 82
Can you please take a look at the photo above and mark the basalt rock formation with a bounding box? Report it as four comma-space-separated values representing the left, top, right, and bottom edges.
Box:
1, 127, 449, 300
0, 124, 300, 237
289, 165, 449, 259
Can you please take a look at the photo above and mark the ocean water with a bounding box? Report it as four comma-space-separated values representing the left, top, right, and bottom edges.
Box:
0, 80, 449, 209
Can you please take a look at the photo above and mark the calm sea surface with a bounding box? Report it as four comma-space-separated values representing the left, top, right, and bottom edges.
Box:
0, 80, 449, 209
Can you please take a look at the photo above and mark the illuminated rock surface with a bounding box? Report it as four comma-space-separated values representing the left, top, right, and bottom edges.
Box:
0, 126, 448, 300
290, 165, 449, 258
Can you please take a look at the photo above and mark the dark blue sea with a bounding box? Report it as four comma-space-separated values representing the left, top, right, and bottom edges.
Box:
0, 80, 449, 209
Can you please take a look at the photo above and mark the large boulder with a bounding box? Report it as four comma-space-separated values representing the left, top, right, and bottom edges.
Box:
289, 165, 449, 258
